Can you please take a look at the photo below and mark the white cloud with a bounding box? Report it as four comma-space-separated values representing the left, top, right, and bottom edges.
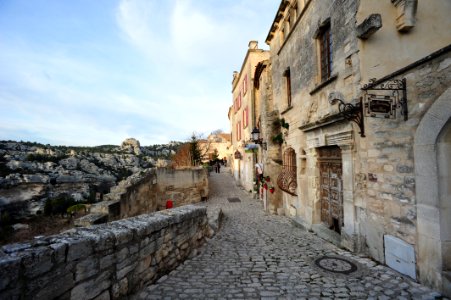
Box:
170, 0, 222, 65
116, 0, 170, 64
0, 0, 279, 146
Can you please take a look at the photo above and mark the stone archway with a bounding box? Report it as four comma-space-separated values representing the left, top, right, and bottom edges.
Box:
414, 87, 451, 294
437, 119, 451, 296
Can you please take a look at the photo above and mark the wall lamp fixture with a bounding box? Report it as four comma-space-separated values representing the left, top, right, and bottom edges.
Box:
251, 127, 267, 150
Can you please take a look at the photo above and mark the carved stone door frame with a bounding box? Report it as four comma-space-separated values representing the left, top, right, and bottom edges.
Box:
318, 146, 343, 234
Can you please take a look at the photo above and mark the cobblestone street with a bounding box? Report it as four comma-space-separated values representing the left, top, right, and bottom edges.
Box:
132, 168, 444, 300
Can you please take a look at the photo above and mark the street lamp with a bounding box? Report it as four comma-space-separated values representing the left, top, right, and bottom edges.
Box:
251, 127, 267, 150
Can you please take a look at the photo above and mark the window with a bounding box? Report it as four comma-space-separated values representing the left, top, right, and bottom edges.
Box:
277, 148, 297, 195
243, 75, 248, 95
283, 68, 292, 108
243, 106, 249, 128
318, 22, 332, 82
236, 121, 241, 141
234, 92, 242, 113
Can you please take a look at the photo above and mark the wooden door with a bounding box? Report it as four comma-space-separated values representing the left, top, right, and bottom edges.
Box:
318, 147, 343, 233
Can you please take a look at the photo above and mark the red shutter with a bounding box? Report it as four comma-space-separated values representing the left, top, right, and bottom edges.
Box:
243, 75, 248, 95
246, 107, 249, 128
243, 106, 249, 128
239, 121, 242, 140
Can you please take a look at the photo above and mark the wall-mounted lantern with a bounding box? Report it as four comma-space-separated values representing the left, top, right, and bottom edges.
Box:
251, 127, 267, 150
234, 150, 242, 160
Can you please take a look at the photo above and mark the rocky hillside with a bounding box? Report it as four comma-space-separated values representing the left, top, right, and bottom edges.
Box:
0, 138, 178, 219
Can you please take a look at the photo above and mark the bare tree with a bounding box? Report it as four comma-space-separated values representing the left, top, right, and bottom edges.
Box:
171, 133, 212, 167
211, 129, 224, 135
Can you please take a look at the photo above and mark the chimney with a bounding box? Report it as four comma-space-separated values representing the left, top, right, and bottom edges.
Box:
248, 40, 258, 50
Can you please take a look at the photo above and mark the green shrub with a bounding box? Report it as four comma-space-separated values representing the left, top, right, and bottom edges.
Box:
0, 211, 13, 242
67, 204, 87, 215
272, 133, 284, 145
44, 194, 77, 217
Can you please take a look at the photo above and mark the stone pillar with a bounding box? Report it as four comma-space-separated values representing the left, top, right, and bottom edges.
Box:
306, 148, 319, 226
339, 144, 357, 251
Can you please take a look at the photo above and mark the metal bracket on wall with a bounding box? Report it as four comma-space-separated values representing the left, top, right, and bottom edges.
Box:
329, 97, 365, 138
362, 78, 408, 121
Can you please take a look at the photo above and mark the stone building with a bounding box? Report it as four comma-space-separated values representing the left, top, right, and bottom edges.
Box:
245, 0, 451, 295
198, 133, 232, 164
229, 41, 269, 192
355, 0, 451, 294
264, 0, 363, 250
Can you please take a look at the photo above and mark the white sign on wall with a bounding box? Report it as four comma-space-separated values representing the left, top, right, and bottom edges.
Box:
384, 235, 416, 280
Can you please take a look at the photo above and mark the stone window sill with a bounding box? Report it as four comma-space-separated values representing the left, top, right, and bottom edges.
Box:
309, 74, 338, 95
281, 106, 293, 115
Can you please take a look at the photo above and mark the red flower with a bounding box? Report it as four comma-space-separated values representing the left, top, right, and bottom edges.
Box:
269, 187, 275, 194
263, 183, 268, 190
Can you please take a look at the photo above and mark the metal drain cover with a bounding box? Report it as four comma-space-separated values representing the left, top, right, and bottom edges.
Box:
227, 197, 241, 203
314, 255, 358, 274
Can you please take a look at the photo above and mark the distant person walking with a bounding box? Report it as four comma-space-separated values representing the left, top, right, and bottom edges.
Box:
215, 161, 221, 173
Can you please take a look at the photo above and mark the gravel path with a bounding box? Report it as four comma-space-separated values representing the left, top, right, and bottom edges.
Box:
132, 168, 444, 299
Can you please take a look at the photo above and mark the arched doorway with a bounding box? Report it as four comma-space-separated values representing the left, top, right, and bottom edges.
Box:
437, 119, 451, 296
414, 87, 451, 295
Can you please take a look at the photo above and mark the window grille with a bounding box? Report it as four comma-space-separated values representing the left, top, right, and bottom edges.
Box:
277, 148, 297, 195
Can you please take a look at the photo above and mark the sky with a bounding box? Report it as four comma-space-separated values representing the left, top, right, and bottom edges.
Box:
0, 0, 279, 146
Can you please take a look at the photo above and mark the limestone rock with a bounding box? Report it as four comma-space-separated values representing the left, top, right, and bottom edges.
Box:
22, 174, 49, 184
59, 157, 79, 170
79, 159, 100, 175
121, 138, 142, 155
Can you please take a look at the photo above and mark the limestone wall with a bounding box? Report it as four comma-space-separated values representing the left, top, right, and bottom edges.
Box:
361, 50, 451, 263
0, 205, 210, 299
156, 167, 209, 208
82, 167, 209, 225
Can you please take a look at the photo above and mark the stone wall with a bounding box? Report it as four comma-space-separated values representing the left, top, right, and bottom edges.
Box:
0, 205, 210, 299
156, 167, 209, 208
361, 49, 451, 282
78, 167, 209, 226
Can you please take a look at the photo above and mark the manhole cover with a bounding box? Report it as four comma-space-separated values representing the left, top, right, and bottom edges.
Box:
227, 197, 241, 203
314, 255, 358, 274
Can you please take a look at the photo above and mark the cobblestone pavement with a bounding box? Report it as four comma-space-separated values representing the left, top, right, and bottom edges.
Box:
132, 168, 445, 299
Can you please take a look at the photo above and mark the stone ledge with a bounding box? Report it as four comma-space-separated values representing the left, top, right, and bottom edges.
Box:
74, 213, 108, 227
357, 14, 382, 40
207, 207, 224, 236
0, 205, 209, 299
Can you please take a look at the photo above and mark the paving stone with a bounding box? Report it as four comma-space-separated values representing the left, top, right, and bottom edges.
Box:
130, 168, 445, 299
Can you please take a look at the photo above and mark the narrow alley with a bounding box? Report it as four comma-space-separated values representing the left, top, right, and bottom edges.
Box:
132, 168, 444, 299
